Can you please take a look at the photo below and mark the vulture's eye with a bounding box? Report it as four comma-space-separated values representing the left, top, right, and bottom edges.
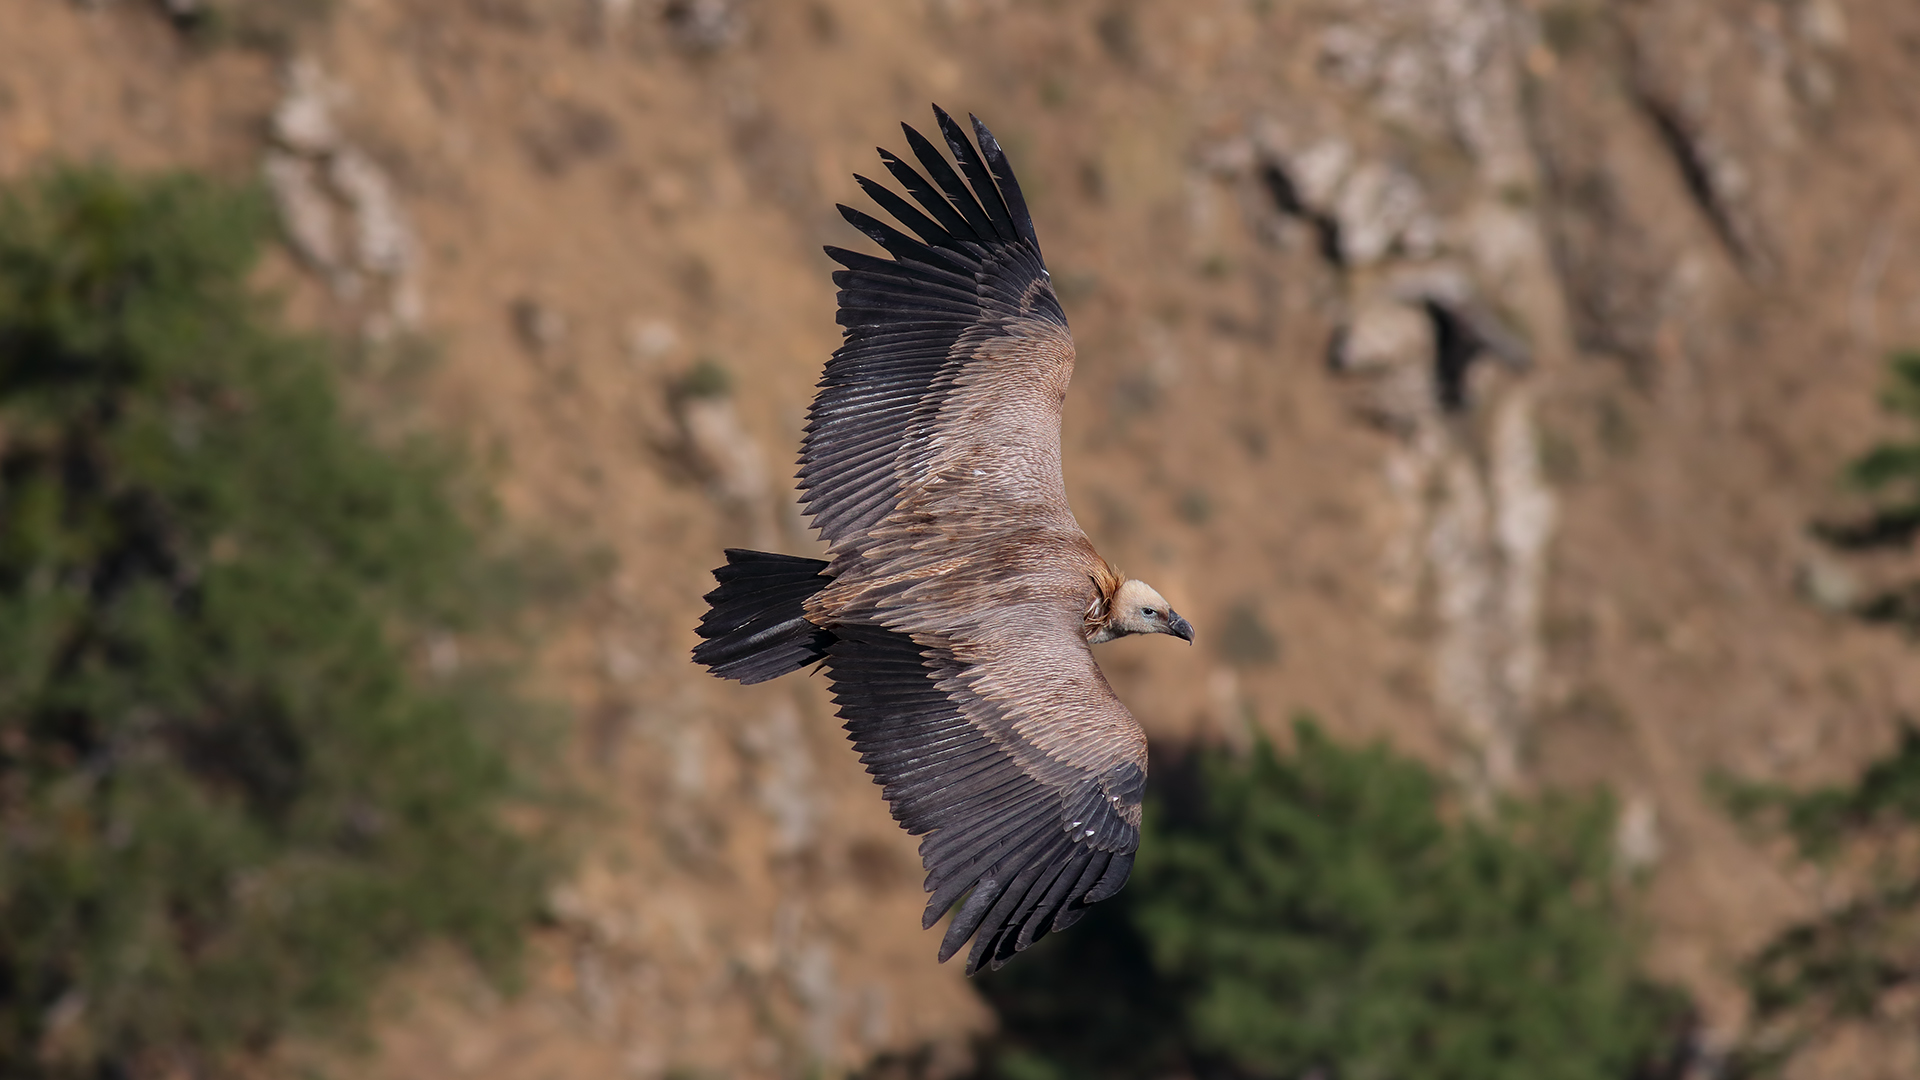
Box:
1142, 608, 1156, 618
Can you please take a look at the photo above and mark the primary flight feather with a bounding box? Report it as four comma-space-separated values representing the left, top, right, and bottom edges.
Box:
693, 106, 1193, 974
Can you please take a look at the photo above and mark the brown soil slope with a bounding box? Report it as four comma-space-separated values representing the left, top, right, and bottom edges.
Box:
5, 1, 1920, 1077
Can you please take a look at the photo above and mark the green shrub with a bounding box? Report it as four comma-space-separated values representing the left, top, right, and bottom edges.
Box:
1718, 725, 1920, 1074
1846, 351, 1920, 519
162, 0, 335, 53
1722, 751, 1920, 1075
1849, 352, 1920, 627
1813, 350, 1920, 626
0, 168, 556, 1077
968, 722, 1684, 1080
1715, 348, 1920, 1074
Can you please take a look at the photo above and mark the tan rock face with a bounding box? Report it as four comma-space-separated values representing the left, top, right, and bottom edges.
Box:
7, 0, 1920, 1076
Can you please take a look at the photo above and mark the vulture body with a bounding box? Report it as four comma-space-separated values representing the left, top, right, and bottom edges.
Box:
693, 107, 1192, 975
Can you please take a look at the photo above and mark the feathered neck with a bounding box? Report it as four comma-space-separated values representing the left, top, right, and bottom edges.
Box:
1082, 560, 1125, 640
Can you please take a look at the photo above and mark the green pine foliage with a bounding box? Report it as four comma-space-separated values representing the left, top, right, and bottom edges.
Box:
154, 0, 334, 52
1717, 727, 1920, 1074
1814, 350, 1920, 625
1849, 351, 1920, 627
1137, 724, 1677, 1080
1846, 351, 1920, 519
1715, 724, 1920, 858
0, 168, 556, 1077
1714, 350, 1920, 1073
969, 722, 1684, 1080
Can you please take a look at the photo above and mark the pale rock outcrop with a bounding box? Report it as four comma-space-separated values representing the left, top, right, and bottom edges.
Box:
1256, 7, 1561, 802
261, 57, 421, 338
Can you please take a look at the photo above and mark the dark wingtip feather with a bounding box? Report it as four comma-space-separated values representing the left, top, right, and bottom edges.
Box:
900, 120, 996, 242
939, 880, 1000, 963
835, 204, 976, 276
1085, 851, 1135, 903
969, 113, 1039, 250
931, 104, 1018, 243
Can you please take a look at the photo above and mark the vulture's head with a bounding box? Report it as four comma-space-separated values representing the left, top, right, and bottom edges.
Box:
1091, 578, 1195, 645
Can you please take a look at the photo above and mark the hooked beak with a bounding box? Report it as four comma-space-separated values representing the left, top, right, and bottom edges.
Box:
1168, 610, 1195, 644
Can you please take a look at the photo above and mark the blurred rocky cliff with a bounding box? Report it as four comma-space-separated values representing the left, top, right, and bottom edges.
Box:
5, 0, 1918, 1076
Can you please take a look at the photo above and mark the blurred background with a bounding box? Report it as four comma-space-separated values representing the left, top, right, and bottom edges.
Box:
3, 0, 1919, 1078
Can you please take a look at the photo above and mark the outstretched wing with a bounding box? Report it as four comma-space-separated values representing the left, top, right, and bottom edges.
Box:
828, 607, 1146, 975
802, 106, 1076, 554
806, 108, 1147, 973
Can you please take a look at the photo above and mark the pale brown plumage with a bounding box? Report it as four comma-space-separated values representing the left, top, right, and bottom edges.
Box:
692, 106, 1192, 974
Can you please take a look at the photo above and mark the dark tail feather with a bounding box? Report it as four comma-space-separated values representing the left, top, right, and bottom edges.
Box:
693, 549, 835, 684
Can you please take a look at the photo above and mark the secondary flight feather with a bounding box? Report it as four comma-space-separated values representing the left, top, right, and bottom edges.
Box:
693, 106, 1193, 974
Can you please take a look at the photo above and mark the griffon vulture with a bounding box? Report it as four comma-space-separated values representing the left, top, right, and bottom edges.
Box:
693, 106, 1194, 974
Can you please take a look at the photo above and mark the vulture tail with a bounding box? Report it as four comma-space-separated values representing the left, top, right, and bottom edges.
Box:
693, 549, 836, 684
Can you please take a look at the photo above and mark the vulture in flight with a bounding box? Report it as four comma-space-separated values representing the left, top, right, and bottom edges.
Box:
693, 106, 1194, 974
